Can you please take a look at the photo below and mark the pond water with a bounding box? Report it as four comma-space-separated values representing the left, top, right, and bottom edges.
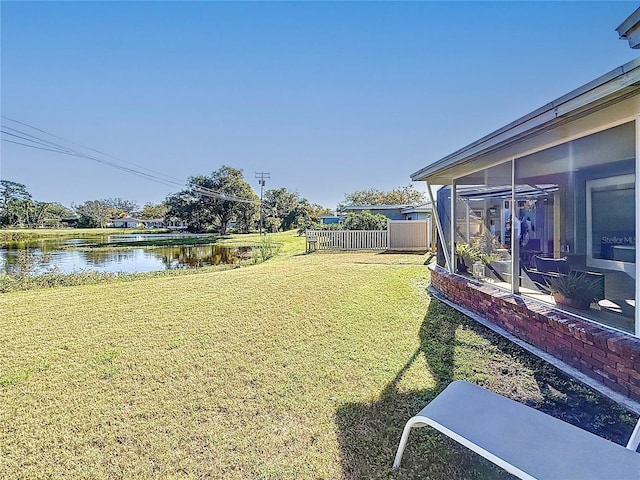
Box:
0, 234, 250, 275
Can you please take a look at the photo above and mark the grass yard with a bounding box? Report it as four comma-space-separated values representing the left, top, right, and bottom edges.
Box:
0, 232, 636, 479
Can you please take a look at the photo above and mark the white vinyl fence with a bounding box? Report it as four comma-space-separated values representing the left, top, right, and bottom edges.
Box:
306, 230, 388, 251
387, 219, 431, 251
306, 219, 432, 252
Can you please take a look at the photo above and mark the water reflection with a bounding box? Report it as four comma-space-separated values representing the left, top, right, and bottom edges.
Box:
0, 235, 250, 275
158, 245, 252, 268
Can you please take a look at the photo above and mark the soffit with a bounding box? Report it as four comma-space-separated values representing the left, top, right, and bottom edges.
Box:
412, 58, 640, 185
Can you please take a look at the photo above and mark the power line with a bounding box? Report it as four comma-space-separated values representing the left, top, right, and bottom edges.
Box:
2, 128, 77, 153
2, 116, 181, 183
1, 117, 262, 205
2, 139, 76, 155
2, 130, 182, 188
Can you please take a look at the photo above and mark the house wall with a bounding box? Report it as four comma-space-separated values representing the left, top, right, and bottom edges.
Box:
430, 264, 640, 402
404, 212, 430, 220
113, 221, 139, 228
375, 209, 405, 220
342, 208, 406, 220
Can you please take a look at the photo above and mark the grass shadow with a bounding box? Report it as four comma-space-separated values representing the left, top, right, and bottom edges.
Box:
334, 297, 637, 479
334, 299, 511, 479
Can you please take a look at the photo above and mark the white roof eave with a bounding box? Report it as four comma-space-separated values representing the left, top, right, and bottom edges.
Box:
411, 57, 640, 184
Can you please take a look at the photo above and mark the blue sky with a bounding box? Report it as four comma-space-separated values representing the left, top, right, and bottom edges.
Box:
1, 1, 638, 211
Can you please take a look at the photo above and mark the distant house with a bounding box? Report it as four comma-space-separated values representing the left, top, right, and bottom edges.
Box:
319, 214, 341, 225
112, 217, 144, 228
60, 215, 79, 227
339, 204, 432, 221
164, 219, 188, 230
143, 218, 165, 228
110, 217, 187, 229
400, 204, 432, 221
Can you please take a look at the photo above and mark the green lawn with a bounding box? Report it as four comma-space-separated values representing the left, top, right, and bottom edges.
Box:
0, 232, 635, 479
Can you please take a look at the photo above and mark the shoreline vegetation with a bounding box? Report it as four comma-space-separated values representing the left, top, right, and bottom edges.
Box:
0, 230, 637, 478
0, 227, 170, 242
0, 229, 284, 293
69, 235, 223, 249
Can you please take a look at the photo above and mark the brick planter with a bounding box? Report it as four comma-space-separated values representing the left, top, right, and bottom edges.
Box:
430, 264, 640, 402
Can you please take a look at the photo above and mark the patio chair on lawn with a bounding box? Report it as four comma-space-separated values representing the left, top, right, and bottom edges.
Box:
393, 380, 640, 479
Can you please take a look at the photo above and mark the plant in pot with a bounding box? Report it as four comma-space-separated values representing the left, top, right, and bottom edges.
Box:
456, 233, 504, 278
472, 231, 503, 263
547, 272, 602, 310
472, 232, 504, 278
455, 242, 480, 274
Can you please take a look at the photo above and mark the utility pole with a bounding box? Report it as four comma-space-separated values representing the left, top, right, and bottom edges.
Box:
255, 172, 270, 235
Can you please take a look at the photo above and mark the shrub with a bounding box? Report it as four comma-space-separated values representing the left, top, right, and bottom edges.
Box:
7, 249, 38, 278
252, 237, 282, 264
297, 221, 343, 236
342, 210, 387, 230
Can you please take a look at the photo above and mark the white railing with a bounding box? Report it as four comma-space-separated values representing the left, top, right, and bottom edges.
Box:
306, 230, 388, 251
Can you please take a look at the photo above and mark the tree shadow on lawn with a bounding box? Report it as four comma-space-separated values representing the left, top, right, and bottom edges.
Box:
334, 298, 638, 480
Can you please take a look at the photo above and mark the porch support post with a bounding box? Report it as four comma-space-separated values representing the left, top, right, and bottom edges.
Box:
451, 180, 457, 274
635, 118, 640, 336
465, 200, 471, 242
426, 180, 452, 272
553, 193, 561, 258
511, 160, 520, 294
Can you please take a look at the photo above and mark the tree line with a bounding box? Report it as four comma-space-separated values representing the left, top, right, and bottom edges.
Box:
1, 167, 425, 233
0, 180, 169, 228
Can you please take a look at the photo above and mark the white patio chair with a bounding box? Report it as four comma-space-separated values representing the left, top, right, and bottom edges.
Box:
393, 380, 640, 479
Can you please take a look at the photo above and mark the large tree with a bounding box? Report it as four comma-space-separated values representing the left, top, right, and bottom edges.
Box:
1, 198, 45, 228
139, 202, 169, 219
166, 166, 259, 234
0, 180, 54, 228
340, 185, 426, 209
300, 201, 333, 223
104, 198, 139, 216
234, 198, 259, 233
262, 189, 332, 232
42, 203, 76, 227
73, 200, 115, 228
0, 180, 32, 226
263, 188, 301, 232
0, 180, 31, 211
0, 181, 76, 228
295, 202, 336, 235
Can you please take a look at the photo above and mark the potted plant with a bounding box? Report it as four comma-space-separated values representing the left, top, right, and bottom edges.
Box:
547, 272, 602, 310
455, 242, 480, 274
456, 233, 505, 278
472, 230, 503, 264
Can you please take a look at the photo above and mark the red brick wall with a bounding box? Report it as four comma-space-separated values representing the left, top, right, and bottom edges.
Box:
431, 265, 640, 402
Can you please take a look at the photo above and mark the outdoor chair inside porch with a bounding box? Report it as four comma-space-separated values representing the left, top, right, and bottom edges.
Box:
393, 380, 640, 479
